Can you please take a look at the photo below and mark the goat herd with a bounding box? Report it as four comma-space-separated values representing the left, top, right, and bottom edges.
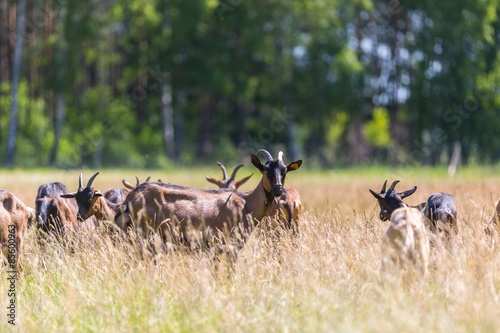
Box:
1, 149, 302, 272
1, 148, 499, 277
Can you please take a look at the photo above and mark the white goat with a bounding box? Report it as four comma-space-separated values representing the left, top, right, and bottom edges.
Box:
381, 206, 430, 275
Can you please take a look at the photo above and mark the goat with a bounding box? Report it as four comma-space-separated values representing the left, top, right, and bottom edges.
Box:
0, 190, 35, 272
35, 182, 78, 237
122, 176, 151, 191
104, 188, 129, 205
61, 172, 121, 224
381, 206, 430, 275
115, 149, 302, 249
206, 158, 303, 232
103, 176, 152, 205
369, 180, 458, 241
266, 187, 303, 232
205, 162, 253, 190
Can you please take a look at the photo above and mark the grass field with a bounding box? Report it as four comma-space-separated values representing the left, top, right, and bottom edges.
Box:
1, 165, 500, 332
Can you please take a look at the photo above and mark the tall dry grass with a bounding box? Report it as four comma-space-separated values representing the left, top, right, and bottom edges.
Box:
1, 167, 500, 332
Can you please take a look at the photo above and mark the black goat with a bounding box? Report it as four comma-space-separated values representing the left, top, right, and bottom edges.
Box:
369, 180, 458, 240
35, 182, 78, 236
61, 172, 120, 223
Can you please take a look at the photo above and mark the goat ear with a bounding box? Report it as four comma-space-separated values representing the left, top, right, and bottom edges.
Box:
287, 160, 302, 172
93, 190, 103, 198
398, 186, 417, 199
61, 193, 76, 198
206, 176, 224, 188
369, 189, 384, 200
251, 154, 264, 171
235, 174, 253, 189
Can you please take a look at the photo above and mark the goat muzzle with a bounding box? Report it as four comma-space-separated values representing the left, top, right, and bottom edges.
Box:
271, 185, 284, 197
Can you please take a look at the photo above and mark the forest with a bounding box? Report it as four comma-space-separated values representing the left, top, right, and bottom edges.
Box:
0, 0, 499, 168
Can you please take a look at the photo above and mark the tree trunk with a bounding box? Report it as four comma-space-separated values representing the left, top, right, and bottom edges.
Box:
0, 0, 10, 83
161, 76, 175, 159
6, 0, 26, 166
49, 95, 64, 165
286, 115, 299, 162
49, 4, 65, 166
198, 92, 213, 159
233, 98, 247, 148
174, 90, 186, 161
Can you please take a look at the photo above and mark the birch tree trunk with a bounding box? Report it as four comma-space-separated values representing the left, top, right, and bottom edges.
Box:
161, 77, 175, 159
49, 4, 66, 166
5, 0, 26, 166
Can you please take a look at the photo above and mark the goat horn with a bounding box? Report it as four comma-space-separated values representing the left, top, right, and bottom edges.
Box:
216, 162, 228, 180
256, 149, 273, 162
86, 172, 100, 188
135, 176, 140, 187
229, 164, 244, 181
78, 172, 83, 190
278, 151, 284, 161
145, 176, 151, 182
380, 180, 388, 193
388, 180, 400, 192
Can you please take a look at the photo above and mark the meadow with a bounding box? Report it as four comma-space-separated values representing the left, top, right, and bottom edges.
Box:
1, 165, 500, 332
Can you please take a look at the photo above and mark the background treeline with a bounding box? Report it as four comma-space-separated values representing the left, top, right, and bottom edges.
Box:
0, 0, 499, 168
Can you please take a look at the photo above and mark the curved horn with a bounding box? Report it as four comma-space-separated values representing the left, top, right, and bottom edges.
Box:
122, 179, 134, 190
86, 172, 100, 188
380, 180, 388, 193
235, 173, 253, 189
145, 176, 151, 182
388, 180, 400, 192
256, 149, 273, 162
78, 172, 83, 190
229, 164, 244, 181
278, 151, 284, 161
135, 176, 140, 187
216, 162, 228, 180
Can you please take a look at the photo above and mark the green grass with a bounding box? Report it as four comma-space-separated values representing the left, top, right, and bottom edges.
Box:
1, 166, 500, 332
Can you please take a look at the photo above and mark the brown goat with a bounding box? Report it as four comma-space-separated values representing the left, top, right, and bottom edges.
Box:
266, 187, 303, 232
206, 158, 302, 232
115, 149, 302, 249
62, 173, 120, 224
122, 176, 152, 191
35, 182, 78, 237
381, 206, 430, 275
0, 190, 35, 272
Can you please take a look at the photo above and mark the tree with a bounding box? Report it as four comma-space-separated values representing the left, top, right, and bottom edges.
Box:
6, 0, 26, 166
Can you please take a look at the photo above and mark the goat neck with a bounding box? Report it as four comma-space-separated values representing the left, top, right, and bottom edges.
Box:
239, 178, 274, 222
92, 196, 120, 221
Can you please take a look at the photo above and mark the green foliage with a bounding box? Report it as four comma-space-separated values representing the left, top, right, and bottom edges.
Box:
363, 108, 391, 148
0, 81, 51, 167
1, 0, 499, 167
327, 112, 349, 147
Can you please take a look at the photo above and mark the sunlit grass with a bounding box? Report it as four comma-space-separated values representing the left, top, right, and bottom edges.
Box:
1, 166, 500, 332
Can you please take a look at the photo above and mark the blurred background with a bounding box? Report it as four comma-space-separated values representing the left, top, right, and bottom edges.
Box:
0, 0, 499, 169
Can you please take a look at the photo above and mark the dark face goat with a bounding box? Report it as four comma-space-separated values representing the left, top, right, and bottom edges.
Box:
251, 150, 302, 198
369, 180, 417, 221
61, 172, 102, 222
